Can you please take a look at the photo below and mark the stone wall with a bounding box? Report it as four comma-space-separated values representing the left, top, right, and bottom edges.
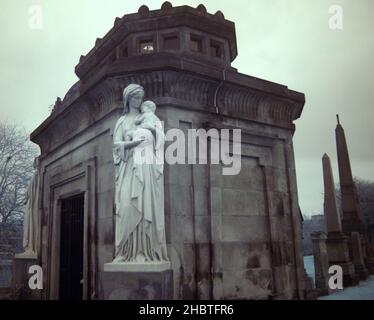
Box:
161, 104, 305, 299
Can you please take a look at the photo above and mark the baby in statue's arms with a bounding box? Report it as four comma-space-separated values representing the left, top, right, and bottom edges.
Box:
134, 100, 161, 130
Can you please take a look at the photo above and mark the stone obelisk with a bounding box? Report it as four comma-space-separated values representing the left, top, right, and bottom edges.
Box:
322, 153, 358, 287
335, 115, 365, 230
335, 115, 374, 273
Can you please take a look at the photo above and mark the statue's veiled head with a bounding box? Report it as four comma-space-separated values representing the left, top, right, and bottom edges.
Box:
123, 84, 144, 114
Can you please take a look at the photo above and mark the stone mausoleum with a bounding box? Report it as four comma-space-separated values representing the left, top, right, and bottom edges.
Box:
17, 3, 306, 300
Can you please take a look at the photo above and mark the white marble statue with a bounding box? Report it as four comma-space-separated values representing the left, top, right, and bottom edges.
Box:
22, 157, 40, 256
112, 84, 168, 263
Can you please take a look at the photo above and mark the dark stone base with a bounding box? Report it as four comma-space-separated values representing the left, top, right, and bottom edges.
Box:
367, 266, 374, 275
315, 288, 330, 298
11, 255, 41, 300
342, 218, 366, 237
304, 276, 317, 300
355, 264, 370, 281
102, 269, 173, 300
343, 273, 360, 288
365, 260, 374, 275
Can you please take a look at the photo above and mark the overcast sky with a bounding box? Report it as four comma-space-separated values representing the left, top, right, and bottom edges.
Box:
1, 0, 373, 217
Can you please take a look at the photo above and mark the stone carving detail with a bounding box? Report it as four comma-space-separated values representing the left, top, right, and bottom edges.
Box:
90, 71, 296, 123
112, 84, 169, 263
36, 71, 299, 155
217, 85, 261, 118
88, 78, 122, 117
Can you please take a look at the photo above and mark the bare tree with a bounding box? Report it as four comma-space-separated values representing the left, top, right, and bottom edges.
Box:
355, 178, 374, 244
0, 122, 39, 225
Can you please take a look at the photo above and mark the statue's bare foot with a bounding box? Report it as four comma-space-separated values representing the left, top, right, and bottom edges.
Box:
113, 255, 125, 263
135, 253, 146, 263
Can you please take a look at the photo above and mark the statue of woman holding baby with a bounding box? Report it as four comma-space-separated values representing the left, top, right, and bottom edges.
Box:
112, 84, 168, 263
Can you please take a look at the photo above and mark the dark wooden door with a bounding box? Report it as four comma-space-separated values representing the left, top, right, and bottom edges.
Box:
59, 194, 84, 300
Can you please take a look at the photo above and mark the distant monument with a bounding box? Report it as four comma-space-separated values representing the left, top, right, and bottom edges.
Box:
302, 215, 326, 256
335, 115, 365, 231
322, 153, 358, 286
335, 115, 374, 273
311, 231, 330, 296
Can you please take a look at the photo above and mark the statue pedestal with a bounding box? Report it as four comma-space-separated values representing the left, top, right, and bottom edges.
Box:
102, 261, 173, 300
326, 232, 359, 287
12, 252, 41, 300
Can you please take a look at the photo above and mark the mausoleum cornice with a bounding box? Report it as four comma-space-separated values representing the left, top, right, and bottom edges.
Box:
30, 64, 304, 155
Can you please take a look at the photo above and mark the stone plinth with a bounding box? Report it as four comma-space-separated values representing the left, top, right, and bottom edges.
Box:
351, 232, 369, 280
325, 232, 359, 287
311, 232, 330, 296
102, 262, 173, 300
11, 252, 41, 300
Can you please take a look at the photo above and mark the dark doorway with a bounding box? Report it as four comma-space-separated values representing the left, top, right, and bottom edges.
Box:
59, 194, 84, 300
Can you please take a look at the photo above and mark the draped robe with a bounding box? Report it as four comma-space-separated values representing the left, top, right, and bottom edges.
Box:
112, 114, 168, 262
23, 168, 40, 255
